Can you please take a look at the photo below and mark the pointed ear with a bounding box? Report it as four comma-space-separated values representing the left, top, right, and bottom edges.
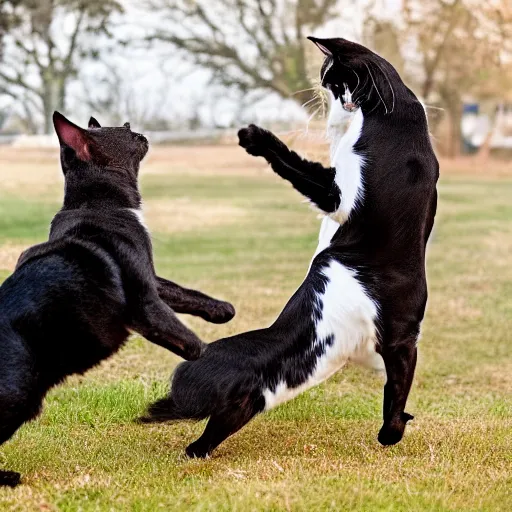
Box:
88, 116, 101, 129
123, 122, 131, 130
307, 36, 334, 57
53, 112, 91, 161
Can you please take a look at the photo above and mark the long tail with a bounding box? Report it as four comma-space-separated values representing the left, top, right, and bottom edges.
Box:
138, 361, 216, 423
138, 395, 204, 423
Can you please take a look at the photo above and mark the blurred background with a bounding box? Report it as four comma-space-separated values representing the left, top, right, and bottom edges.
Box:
0, 2, 511, 508
0, 0, 511, 158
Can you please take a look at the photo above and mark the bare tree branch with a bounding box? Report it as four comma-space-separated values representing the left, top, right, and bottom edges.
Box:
0, 0, 122, 133
148, 0, 344, 112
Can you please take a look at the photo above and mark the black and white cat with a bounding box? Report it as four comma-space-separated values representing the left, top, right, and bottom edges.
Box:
0, 113, 235, 487
141, 37, 439, 458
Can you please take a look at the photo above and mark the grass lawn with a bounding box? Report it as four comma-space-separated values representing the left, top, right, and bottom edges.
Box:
0, 146, 511, 511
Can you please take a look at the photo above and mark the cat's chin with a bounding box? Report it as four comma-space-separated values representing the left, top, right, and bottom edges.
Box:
327, 100, 354, 136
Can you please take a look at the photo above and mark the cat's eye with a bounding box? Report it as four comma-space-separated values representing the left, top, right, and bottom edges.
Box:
330, 83, 340, 99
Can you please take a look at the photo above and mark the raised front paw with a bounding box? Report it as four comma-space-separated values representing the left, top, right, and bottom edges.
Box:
238, 124, 277, 157
201, 301, 236, 324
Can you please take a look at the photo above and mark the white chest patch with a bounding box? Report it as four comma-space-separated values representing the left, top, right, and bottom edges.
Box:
329, 108, 365, 225
263, 260, 379, 410
309, 216, 340, 269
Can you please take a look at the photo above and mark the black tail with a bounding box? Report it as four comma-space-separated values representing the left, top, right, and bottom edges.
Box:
138, 396, 197, 423
138, 361, 216, 424
0, 470, 21, 488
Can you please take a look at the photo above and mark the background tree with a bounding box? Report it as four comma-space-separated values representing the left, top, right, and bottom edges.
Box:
0, 1, 23, 61
399, 0, 512, 157
0, 0, 122, 134
148, 0, 343, 113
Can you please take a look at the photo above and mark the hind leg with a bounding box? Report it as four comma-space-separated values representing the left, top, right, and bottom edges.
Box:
378, 334, 418, 446
186, 408, 258, 459
0, 423, 23, 488
0, 356, 43, 488
0, 403, 40, 488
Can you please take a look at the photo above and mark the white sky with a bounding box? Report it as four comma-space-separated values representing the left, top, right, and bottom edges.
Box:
2, 0, 402, 129
71, 0, 403, 127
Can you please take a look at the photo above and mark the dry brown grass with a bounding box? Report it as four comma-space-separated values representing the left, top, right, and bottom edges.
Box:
0, 243, 26, 272
144, 198, 246, 234
2, 144, 512, 181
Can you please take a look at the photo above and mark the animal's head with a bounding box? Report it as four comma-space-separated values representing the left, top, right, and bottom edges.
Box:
53, 112, 149, 177
308, 37, 416, 124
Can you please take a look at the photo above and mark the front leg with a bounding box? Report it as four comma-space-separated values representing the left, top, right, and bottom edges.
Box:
129, 293, 206, 361
238, 124, 340, 213
157, 276, 235, 324
117, 248, 206, 361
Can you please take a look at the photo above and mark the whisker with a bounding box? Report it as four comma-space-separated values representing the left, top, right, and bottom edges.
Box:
351, 69, 361, 96
302, 96, 321, 110
292, 86, 319, 97
373, 61, 395, 114
304, 104, 323, 135
353, 74, 370, 106
364, 62, 388, 115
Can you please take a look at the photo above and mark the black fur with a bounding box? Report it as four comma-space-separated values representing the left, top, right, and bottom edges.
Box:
142, 38, 438, 458
238, 127, 341, 213
0, 113, 235, 486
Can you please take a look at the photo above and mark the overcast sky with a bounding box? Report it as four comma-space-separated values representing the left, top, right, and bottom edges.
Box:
70, 0, 403, 127
2, 0, 403, 129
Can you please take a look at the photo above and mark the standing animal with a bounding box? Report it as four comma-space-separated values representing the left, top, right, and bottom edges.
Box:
0, 113, 235, 487
141, 37, 439, 459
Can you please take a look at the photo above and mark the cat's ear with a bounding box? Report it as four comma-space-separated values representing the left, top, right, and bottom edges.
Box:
53, 112, 92, 162
307, 36, 335, 57
88, 116, 101, 129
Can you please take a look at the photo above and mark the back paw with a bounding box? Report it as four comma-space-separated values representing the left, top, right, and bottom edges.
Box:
378, 413, 414, 446
0, 470, 21, 488
185, 441, 210, 459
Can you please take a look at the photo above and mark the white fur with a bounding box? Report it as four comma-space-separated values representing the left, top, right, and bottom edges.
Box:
312, 219, 385, 372
310, 216, 340, 263
262, 96, 383, 411
329, 108, 365, 224
127, 208, 149, 233
263, 260, 379, 410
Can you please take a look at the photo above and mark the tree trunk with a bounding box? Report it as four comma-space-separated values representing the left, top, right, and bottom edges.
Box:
440, 90, 463, 158
477, 104, 500, 160
42, 76, 66, 134
447, 104, 462, 157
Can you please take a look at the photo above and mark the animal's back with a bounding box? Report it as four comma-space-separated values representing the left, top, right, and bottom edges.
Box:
0, 243, 129, 383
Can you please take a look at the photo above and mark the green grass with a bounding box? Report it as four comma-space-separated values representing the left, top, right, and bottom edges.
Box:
0, 165, 511, 511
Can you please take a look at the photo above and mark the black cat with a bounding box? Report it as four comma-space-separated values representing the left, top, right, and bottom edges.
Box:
141, 37, 438, 459
0, 113, 235, 487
